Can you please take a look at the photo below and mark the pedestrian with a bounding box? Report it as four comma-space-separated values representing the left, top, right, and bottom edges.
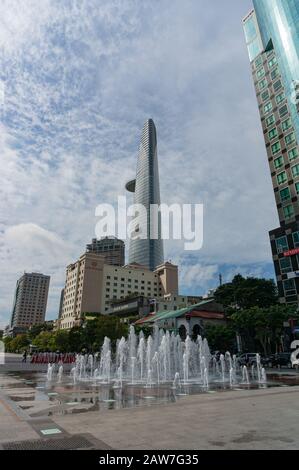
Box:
22, 350, 27, 363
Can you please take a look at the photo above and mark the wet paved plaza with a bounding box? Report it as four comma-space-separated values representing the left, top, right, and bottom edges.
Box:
1, 354, 299, 450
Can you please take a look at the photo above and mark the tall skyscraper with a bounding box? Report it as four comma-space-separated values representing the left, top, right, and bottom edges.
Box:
86, 236, 125, 266
126, 119, 164, 271
10, 272, 50, 332
243, 1, 299, 304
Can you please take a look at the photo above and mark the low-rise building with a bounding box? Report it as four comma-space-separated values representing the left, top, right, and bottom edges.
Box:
134, 299, 226, 339
58, 253, 180, 330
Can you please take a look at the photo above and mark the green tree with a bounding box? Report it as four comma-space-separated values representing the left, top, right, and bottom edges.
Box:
134, 324, 153, 338
214, 274, 278, 310
81, 316, 128, 351
52, 330, 70, 352
28, 322, 53, 341
3, 336, 13, 352
204, 325, 236, 352
232, 304, 298, 355
9, 334, 30, 353
32, 331, 54, 351
68, 326, 83, 352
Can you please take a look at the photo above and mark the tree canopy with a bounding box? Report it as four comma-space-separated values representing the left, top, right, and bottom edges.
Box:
214, 274, 278, 310
231, 304, 298, 355
5, 315, 129, 353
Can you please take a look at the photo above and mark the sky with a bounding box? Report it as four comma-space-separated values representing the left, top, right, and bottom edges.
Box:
0, 0, 279, 328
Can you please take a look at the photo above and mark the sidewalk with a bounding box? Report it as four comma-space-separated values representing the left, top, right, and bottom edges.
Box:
0, 368, 298, 450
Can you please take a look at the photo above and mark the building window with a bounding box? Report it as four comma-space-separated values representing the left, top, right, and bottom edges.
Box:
273, 80, 282, 92
274, 156, 284, 169
292, 164, 299, 178
264, 102, 273, 114
276, 236, 288, 253
285, 132, 296, 147
279, 104, 288, 117
289, 148, 299, 161
282, 118, 292, 132
279, 257, 292, 274
268, 57, 277, 68
283, 279, 296, 295
261, 90, 270, 101
295, 182, 299, 195
257, 67, 265, 79
265, 114, 275, 127
259, 78, 267, 90
272, 142, 281, 155
277, 171, 288, 184
271, 67, 279, 80
283, 204, 294, 220
276, 92, 285, 105
268, 128, 278, 140
280, 187, 291, 202
255, 56, 263, 68
293, 232, 299, 248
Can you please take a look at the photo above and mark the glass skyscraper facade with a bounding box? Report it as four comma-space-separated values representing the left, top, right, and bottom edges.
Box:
243, 1, 299, 304
126, 119, 164, 271
253, 0, 299, 138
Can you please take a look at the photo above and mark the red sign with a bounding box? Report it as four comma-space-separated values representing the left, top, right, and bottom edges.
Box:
283, 248, 299, 257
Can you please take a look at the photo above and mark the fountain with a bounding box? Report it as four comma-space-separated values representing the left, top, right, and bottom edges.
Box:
203, 368, 209, 388
130, 357, 137, 385
172, 372, 181, 389
261, 367, 267, 383
242, 366, 250, 385
220, 354, 225, 382
47, 363, 55, 381
50, 327, 270, 396
57, 365, 63, 383
70, 367, 76, 384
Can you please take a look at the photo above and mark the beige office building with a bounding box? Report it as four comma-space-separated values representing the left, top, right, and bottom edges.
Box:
58, 253, 180, 330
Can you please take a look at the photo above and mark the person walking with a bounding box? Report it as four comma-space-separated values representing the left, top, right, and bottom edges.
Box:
22, 350, 27, 363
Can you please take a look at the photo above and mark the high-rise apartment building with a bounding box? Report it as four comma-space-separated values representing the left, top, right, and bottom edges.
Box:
126, 119, 164, 271
10, 272, 50, 331
243, 1, 299, 304
86, 237, 125, 266
58, 252, 179, 330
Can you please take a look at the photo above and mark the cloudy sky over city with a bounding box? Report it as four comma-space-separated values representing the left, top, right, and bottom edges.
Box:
0, 0, 279, 327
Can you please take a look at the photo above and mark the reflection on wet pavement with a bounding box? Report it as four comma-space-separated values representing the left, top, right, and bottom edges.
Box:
1, 370, 299, 419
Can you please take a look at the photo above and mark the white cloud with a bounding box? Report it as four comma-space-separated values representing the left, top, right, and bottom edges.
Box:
0, 0, 277, 325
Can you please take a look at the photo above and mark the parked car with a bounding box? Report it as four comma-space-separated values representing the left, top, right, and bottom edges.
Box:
237, 353, 258, 366
267, 353, 292, 369
237, 353, 271, 367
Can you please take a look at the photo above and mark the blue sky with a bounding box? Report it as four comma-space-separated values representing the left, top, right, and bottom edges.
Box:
0, 0, 279, 327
